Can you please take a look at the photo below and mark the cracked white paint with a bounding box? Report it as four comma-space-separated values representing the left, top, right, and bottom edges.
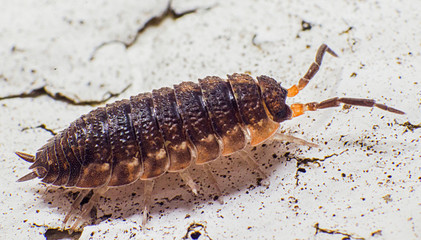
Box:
1, 0, 420, 239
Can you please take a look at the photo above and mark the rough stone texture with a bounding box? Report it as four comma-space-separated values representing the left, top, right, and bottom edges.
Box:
1, 0, 420, 239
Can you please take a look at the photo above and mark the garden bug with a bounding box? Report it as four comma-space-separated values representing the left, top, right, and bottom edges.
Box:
16, 44, 404, 230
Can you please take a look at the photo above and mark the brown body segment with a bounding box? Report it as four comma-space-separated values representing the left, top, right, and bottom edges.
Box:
40, 143, 60, 184
66, 122, 82, 169
130, 93, 169, 180
106, 100, 142, 186
52, 133, 70, 186
74, 108, 113, 188
61, 129, 81, 187
74, 117, 87, 175
152, 87, 193, 172
174, 82, 221, 164
66, 121, 86, 186
199, 76, 247, 155
228, 74, 280, 146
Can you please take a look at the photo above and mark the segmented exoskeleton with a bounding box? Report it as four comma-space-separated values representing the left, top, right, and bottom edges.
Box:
16, 44, 404, 230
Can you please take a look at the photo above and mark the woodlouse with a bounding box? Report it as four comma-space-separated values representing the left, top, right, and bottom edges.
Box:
16, 44, 404, 230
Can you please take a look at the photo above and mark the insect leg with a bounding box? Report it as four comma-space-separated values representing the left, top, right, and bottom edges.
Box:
290, 97, 405, 117
179, 169, 199, 196
271, 132, 318, 147
70, 187, 108, 231
202, 164, 223, 204
142, 180, 155, 226
62, 189, 90, 229
237, 150, 268, 180
287, 44, 338, 97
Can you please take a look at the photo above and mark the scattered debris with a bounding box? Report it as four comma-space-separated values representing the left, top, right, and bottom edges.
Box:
44, 228, 82, 240
339, 26, 354, 35
396, 120, 421, 133
301, 20, 312, 31
371, 230, 382, 237
314, 223, 365, 240
182, 222, 212, 240
382, 194, 393, 203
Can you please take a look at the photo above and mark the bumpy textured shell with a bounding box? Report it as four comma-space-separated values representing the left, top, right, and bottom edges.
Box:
28, 74, 290, 189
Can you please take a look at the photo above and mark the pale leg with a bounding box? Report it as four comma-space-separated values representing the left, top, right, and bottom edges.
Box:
179, 169, 199, 196
202, 164, 224, 204
62, 189, 90, 229
271, 132, 318, 147
238, 150, 270, 187
70, 187, 108, 231
142, 180, 155, 226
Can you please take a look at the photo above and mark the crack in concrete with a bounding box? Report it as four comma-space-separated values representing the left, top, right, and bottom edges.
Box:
22, 123, 58, 136
89, 1, 201, 61
286, 150, 348, 186
0, 84, 131, 106
314, 223, 365, 240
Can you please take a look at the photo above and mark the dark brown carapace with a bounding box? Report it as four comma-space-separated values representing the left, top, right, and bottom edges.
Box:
16, 44, 404, 230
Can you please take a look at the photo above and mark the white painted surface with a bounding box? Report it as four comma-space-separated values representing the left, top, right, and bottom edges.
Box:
1, 0, 420, 239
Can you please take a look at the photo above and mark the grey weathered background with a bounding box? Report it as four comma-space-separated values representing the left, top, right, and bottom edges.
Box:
1, 0, 420, 239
